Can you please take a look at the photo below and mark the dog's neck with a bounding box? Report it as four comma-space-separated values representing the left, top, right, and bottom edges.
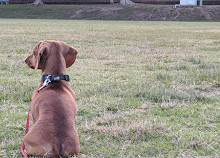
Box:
41, 53, 67, 75
42, 66, 66, 75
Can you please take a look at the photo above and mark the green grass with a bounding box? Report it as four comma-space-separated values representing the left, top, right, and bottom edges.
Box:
0, 19, 220, 157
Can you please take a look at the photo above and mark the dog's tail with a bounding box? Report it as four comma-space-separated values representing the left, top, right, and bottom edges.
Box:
46, 144, 64, 158
59, 143, 65, 157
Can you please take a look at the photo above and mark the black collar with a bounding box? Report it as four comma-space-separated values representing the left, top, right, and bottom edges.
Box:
42, 75, 70, 82
38, 75, 70, 92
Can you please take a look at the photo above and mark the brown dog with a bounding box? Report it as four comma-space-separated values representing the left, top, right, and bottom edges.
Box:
24, 41, 80, 157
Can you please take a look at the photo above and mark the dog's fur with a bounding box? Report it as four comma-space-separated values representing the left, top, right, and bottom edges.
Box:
24, 41, 80, 157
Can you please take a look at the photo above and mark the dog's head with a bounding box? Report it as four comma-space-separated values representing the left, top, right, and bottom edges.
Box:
25, 41, 78, 70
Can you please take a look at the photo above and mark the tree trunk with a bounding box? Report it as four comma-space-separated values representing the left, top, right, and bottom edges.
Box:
120, 0, 134, 4
32, 0, 44, 5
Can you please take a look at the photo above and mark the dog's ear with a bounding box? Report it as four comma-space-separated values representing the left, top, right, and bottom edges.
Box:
33, 42, 47, 70
64, 46, 78, 68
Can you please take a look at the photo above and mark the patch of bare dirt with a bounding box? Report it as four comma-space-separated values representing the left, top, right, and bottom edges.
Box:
70, 5, 220, 21
101, 6, 123, 16
174, 6, 220, 21
100, 6, 123, 12
70, 8, 98, 18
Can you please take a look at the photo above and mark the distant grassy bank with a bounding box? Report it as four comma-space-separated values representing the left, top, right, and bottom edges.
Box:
0, 4, 220, 21
0, 19, 219, 157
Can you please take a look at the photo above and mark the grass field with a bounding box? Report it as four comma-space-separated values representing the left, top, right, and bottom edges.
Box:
0, 19, 219, 157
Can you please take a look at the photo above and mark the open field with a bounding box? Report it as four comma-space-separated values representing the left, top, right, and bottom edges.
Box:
0, 19, 220, 157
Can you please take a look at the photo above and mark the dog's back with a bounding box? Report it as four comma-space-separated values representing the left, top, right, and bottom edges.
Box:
24, 81, 79, 157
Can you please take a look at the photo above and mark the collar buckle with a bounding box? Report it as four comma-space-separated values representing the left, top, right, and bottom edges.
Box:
38, 75, 51, 92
